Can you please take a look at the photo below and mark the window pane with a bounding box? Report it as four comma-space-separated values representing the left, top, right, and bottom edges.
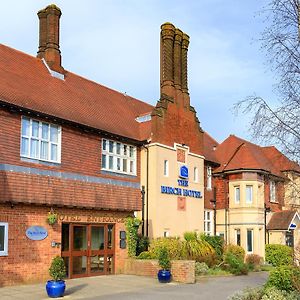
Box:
42, 123, 49, 140
236, 229, 241, 246
235, 187, 240, 203
51, 144, 58, 161
21, 137, 29, 156
129, 146, 134, 158
116, 143, 121, 154
109, 141, 114, 153
123, 145, 127, 156
21, 118, 30, 136
101, 154, 106, 168
50, 125, 58, 143
108, 225, 114, 249
246, 186, 253, 203
91, 227, 104, 250
123, 159, 127, 172
247, 230, 253, 252
117, 158, 121, 171
32, 120, 39, 138
130, 161, 134, 173
207, 222, 211, 232
109, 156, 114, 170
41, 141, 49, 160
0, 226, 4, 252
30, 139, 39, 158
102, 139, 107, 151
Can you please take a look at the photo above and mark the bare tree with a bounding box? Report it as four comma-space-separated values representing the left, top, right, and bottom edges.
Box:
235, 0, 300, 162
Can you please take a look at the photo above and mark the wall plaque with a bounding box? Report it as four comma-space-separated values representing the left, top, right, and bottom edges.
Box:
26, 226, 48, 241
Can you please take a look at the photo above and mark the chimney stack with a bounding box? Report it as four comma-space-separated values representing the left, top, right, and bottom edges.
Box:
160, 23, 190, 105
37, 4, 64, 74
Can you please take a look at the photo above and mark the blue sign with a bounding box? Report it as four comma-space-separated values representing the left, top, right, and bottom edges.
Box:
161, 186, 202, 198
289, 223, 297, 229
26, 226, 48, 241
179, 166, 189, 179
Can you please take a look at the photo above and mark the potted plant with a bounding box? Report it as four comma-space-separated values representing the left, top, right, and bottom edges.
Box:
46, 256, 66, 298
157, 247, 172, 283
47, 209, 58, 225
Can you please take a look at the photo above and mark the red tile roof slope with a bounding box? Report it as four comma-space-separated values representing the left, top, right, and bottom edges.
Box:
262, 146, 300, 173
0, 44, 154, 141
214, 135, 283, 177
203, 132, 219, 164
267, 210, 298, 230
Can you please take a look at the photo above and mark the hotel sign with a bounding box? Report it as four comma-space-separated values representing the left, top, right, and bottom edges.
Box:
26, 226, 48, 241
161, 166, 202, 199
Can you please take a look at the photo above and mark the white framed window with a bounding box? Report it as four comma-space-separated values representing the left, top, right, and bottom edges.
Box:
163, 230, 170, 237
235, 229, 241, 246
234, 186, 240, 204
194, 167, 198, 182
247, 229, 253, 253
164, 160, 169, 176
270, 181, 276, 202
101, 139, 136, 175
20, 117, 61, 163
246, 185, 253, 204
204, 210, 213, 235
207, 166, 212, 190
0, 222, 8, 256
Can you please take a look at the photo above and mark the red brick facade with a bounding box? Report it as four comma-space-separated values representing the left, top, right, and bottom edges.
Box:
0, 204, 129, 286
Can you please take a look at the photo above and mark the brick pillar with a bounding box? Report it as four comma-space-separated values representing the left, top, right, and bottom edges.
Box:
181, 33, 190, 94
173, 28, 183, 90
160, 22, 175, 97
37, 9, 47, 59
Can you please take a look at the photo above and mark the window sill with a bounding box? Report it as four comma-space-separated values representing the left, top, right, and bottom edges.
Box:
21, 157, 61, 167
101, 169, 137, 179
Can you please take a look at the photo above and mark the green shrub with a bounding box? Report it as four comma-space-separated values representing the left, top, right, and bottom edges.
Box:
136, 234, 149, 256
124, 217, 142, 257
224, 244, 245, 262
183, 231, 198, 241
228, 287, 263, 300
224, 252, 248, 275
246, 254, 262, 271
49, 256, 66, 281
149, 237, 183, 260
265, 265, 300, 292
261, 287, 300, 300
265, 244, 293, 267
137, 251, 155, 259
200, 234, 224, 258
195, 262, 209, 276
182, 239, 217, 266
158, 247, 171, 270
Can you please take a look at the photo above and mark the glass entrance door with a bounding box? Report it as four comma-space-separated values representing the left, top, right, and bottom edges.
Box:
62, 223, 115, 278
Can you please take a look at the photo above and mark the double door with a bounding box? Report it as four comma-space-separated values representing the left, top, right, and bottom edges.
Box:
62, 223, 114, 278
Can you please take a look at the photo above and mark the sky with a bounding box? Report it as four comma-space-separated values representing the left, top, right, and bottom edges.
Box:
0, 0, 277, 144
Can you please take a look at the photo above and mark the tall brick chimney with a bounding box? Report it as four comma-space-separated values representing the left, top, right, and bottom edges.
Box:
37, 4, 64, 74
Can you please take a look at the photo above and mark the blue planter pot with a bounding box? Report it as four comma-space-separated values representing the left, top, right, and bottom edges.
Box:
46, 280, 66, 298
157, 269, 172, 283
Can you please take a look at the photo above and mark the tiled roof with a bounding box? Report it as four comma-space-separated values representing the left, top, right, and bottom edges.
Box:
262, 146, 300, 173
203, 132, 219, 164
267, 210, 299, 230
0, 44, 153, 141
214, 135, 284, 177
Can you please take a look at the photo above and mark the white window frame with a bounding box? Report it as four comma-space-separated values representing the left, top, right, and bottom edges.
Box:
0, 222, 8, 256
235, 228, 241, 246
163, 230, 170, 237
101, 139, 137, 176
207, 166, 212, 190
247, 229, 254, 253
234, 186, 240, 204
164, 160, 169, 177
20, 116, 61, 163
245, 185, 253, 204
204, 210, 213, 235
270, 181, 276, 202
194, 167, 198, 183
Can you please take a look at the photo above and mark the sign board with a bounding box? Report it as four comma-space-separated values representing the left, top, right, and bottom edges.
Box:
26, 226, 48, 241
179, 166, 189, 179
289, 223, 297, 229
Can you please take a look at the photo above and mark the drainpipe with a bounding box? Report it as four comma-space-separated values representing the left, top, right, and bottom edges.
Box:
142, 145, 149, 238
141, 186, 145, 235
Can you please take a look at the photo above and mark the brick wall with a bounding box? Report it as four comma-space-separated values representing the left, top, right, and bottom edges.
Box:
0, 108, 141, 210
0, 203, 130, 286
123, 258, 195, 283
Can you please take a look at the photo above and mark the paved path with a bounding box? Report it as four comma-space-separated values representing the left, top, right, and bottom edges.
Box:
0, 272, 268, 300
